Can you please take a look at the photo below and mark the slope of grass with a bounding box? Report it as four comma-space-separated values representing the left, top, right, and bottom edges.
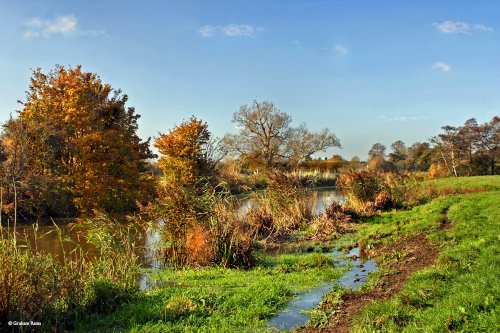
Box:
77, 252, 343, 332
423, 175, 500, 191
350, 176, 500, 332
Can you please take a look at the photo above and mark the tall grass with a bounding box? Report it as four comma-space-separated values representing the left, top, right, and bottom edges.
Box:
247, 171, 315, 240
0, 216, 142, 331
337, 171, 430, 213
286, 169, 337, 187
150, 182, 254, 268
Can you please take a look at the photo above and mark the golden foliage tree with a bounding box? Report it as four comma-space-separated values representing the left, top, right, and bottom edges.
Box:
2, 65, 154, 215
154, 117, 212, 186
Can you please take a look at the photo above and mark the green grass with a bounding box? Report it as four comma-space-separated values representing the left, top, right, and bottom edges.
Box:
77, 251, 343, 332
349, 175, 500, 332
77, 175, 500, 332
423, 174, 500, 191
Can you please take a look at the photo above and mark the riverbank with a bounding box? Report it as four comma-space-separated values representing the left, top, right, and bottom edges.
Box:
301, 175, 500, 332
2, 176, 498, 332
78, 175, 499, 332
77, 249, 345, 332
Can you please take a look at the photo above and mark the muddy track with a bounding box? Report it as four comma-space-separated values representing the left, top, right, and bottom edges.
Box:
297, 234, 441, 333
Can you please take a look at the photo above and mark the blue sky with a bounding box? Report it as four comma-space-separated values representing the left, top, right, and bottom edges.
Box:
0, 0, 499, 159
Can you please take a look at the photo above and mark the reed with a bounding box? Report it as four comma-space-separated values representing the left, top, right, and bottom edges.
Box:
0, 215, 142, 331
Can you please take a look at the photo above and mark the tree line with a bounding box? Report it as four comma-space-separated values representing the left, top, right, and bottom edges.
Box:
364, 117, 499, 177
0, 65, 498, 220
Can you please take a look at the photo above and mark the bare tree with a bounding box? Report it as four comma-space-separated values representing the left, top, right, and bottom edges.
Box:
224, 100, 340, 169
431, 126, 461, 177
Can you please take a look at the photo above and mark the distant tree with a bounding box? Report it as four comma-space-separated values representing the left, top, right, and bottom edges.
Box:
388, 140, 407, 162
349, 156, 362, 169
457, 118, 480, 175
368, 143, 392, 171
2, 65, 155, 215
367, 155, 395, 171
224, 100, 340, 169
430, 117, 499, 177
368, 143, 386, 159
407, 142, 432, 171
476, 116, 499, 175
388, 140, 408, 170
431, 125, 462, 177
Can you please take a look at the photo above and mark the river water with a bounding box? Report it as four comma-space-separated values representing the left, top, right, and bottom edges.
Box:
7, 188, 342, 268
268, 247, 378, 331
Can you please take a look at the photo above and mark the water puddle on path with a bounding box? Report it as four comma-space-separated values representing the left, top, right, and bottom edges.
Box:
268, 247, 378, 331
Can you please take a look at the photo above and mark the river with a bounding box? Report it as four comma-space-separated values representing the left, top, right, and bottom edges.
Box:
8, 188, 343, 268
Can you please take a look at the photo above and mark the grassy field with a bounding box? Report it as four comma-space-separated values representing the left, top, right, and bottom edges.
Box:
77, 175, 499, 332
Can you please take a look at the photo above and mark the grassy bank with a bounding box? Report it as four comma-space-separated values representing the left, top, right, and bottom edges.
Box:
321, 175, 500, 332
77, 251, 343, 332
4, 175, 498, 332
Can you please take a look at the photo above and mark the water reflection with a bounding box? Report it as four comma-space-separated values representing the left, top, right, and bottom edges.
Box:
237, 187, 343, 217
311, 188, 344, 215
8, 188, 343, 270
268, 247, 378, 331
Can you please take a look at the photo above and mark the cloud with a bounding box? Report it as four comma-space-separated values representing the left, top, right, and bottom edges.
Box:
23, 15, 103, 39
432, 20, 493, 35
198, 24, 261, 38
432, 61, 452, 73
221, 24, 256, 37
198, 25, 216, 37
334, 44, 348, 55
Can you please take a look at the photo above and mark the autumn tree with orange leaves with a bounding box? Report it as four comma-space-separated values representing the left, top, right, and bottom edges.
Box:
152, 118, 231, 266
154, 116, 223, 186
0, 65, 154, 217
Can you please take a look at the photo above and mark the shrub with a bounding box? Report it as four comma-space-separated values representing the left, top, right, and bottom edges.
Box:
305, 201, 358, 240
84, 279, 134, 314
374, 190, 392, 210
338, 170, 427, 212
151, 181, 254, 268
337, 170, 385, 210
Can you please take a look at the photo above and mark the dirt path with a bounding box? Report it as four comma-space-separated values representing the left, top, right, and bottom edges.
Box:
298, 234, 440, 333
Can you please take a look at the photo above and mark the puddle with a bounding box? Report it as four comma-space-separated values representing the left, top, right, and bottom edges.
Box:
338, 247, 378, 290
139, 273, 173, 291
268, 284, 333, 331
268, 247, 378, 331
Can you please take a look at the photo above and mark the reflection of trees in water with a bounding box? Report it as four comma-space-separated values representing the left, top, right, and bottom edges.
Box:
311, 189, 344, 215
14, 190, 344, 268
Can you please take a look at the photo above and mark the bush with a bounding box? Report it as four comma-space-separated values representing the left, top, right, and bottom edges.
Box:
84, 279, 134, 314
151, 181, 254, 268
338, 171, 426, 212
337, 170, 385, 210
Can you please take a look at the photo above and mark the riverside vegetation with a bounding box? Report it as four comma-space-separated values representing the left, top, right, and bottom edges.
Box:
0, 66, 498, 332
2, 174, 497, 332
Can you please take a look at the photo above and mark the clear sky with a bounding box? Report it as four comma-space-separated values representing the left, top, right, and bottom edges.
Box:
1, 0, 499, 160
